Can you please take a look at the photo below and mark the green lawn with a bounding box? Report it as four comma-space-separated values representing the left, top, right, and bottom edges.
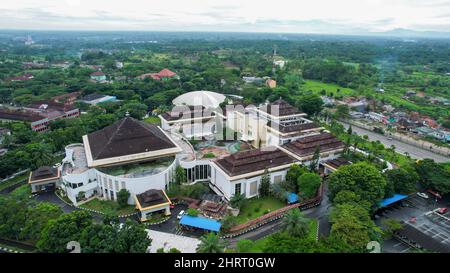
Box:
80, 198, 136, 216
301, 80, 356, 97
235, 197, 286, 224
144, 116, 161, 126
307, 219, 319, 241
0, 172, 29, 192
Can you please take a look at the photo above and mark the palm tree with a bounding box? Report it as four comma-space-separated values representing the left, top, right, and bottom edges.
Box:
282, 209, 310, 238
196, 232, 225, 253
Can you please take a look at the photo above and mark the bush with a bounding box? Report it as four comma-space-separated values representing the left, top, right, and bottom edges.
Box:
297, 173, 321, 199
230, 193, 246, 209
221, 215, 238, 230
117, 189, 130, 208
186, 208, 200, 217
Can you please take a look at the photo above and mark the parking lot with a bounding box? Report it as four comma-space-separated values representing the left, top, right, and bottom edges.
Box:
382, 238, 411, 253
377, 194, 450, 253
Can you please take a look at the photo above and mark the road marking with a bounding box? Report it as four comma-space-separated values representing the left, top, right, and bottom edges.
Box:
400, 247, 410, 253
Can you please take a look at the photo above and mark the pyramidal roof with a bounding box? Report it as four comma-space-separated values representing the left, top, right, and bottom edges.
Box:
86, 117, 177, 161
259, 98, 304, 117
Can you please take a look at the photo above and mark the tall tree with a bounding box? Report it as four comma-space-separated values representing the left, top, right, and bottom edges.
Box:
259, 169, 271, 197
414, 159, 450, 194
37, 211, 93, 253
282, 209, 310, 238
296, 94, 323, 116
297, 172, 321, 199
328, 162, 386, 207
117, 189, 130, 208
309, 146, 321, 172
196, 232, 225, 253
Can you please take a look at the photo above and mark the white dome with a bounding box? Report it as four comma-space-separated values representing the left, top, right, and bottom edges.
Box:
172, 90, 226, 108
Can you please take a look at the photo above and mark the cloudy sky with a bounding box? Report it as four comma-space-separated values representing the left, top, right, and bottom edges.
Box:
1, 0, 449, 34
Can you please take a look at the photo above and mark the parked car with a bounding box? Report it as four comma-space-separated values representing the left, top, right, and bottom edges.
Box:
169, 204, 175, 209
177, 210, 185, 219
437, 208, 448, 214
417, 192, 429, 199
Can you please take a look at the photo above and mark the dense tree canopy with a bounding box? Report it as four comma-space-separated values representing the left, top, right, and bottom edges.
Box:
414, 159, 450, 194
328, 162, 386, 207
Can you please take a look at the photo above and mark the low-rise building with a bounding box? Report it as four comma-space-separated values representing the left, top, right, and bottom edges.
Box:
134, 189, 172, 221
90, 71, 106, 82
137, 69, 178, 81
367, 112, 387, 124
210, 147, 296, 200
266, 79, 277, 88
0, 100, 80, 132
242, 76, 264, 84
6, 73, 34, 82
81, 94, 117, 105
29, 166, 61, 193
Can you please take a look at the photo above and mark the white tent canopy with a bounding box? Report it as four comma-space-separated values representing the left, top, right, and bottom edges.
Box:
172, 90, 226, 108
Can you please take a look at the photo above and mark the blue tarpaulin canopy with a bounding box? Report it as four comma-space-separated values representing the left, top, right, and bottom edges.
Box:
179, 215, 221, 232
379, 194, 408, 208
287, 193, 299, 204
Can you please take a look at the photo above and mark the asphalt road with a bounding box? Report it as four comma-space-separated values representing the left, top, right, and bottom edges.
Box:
340, 122, 450, 163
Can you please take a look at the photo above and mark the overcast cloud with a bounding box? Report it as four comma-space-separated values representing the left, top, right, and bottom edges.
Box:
0, 0, 449, 34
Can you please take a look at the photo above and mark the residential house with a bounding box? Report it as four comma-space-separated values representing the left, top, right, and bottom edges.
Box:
242, 76, 264, 84
137, 69, 178, 81
90, 71, 107, 82
266, 79, 277, 88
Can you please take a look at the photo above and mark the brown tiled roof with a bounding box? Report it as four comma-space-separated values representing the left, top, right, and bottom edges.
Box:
90, 71, 105, 76
215, 147, 296, 177
323, 157, 351, 169
283, 132, 344, 158
28, 100, 75, 112
268, 121, 321, 134
86, 117, 176, 160
136, 189, 170, 209
0, 109, 44, 122
259, 98, 303, 117
157, 68, 176, 78
161, 106, 214, 121
30, 166, 59, 182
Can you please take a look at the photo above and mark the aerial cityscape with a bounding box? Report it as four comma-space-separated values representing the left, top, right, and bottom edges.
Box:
0, 0, 449, 264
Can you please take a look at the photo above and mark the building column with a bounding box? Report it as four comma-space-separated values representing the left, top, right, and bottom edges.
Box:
165, 206, 171, 216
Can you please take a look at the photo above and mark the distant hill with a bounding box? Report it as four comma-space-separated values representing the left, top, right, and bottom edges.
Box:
368, 28, 450, 39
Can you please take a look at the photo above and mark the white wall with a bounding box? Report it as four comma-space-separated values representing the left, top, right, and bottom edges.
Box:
210, 164, 288, 200
93, 158, 177, 205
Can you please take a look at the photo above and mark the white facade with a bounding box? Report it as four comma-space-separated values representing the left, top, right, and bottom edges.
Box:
209, 162, 290, 200
61, 143, 177, 206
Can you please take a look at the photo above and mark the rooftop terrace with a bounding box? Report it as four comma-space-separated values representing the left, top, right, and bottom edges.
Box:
98, 156, 175, 178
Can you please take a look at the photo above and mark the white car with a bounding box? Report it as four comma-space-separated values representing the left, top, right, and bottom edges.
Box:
177, 210, 185, 220
417, 192, 429, 199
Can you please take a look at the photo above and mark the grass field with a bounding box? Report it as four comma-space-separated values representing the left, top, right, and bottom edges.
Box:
301, 80, 356, 96
235, 197, 286, 224
144, 116, 161, 126
80, 198, 136, 216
